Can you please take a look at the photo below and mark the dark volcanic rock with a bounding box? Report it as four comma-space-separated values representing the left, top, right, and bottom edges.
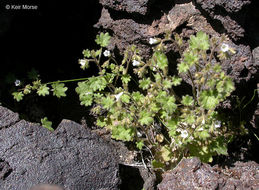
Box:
195, 0, 251, 40
158, 157, 259, 190
0, 106, 19, 129
0, 106, 120, 190
99, 0, 154, 15
30, 184, 64, 190
195, 0, 251, 13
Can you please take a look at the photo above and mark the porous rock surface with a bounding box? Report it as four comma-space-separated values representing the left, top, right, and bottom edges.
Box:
158, 157, 259, 190
0, 106, 120, 190
195, 0, 251, 40
95, 0, 257, 84
99, 0, 155, 15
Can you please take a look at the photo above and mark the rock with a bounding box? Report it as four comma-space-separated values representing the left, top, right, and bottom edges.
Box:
252, 47, 259, 66
0, 106, 120, 190
0, 106, 19, 129
195, 0, 251, 40
29, 184, 64, 190
99, 0, 154, 15
158, 157, 259, 190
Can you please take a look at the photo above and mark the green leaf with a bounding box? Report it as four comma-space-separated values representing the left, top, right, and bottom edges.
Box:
41, 117, 54, 132
139, 111, 154, 125
132, 91, 144, 102
136, 140, 144, 150
89, 76, 107, 91
101, 96, 114, 110
177, 62, 189, 73
190, 31, 210, 51
111, 125, 134, 141
223, 78, 235, 95
171, 76, 182, 86
37, 84, 50, 96
163, 96, 177, 114
152, 160, 164, 169
51, 83, 68, 98
188, 143, 213, 163
96, 116, 106, 127
12, 92, 24, 102
75, 81, 88, 94
82, 49, 91, 58
121, 74, 131, 84
79, 94, 93, 107
153, 73, 162, 83
121, 94, 130, 104
199, 130, 211, 140
139, 78, 151, 90
154, 51, 168, 70
95, 32, 111, 47
162, 79, 173, 89
167, 118, 178, 130
95, 49, 102, 57
211, 136, 228, 155
199, 90, 219, 110
181, 95, 194, 106
161, 146, 171, 162
183, 51, 199, 66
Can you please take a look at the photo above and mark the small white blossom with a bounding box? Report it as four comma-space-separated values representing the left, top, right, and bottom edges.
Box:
198, 127, 204, 131
180, 130, 188, 138
149, 38, 158, 45
103, 50, 111, 57
202, 119, 205, 125
176, 128, 182, 132
79, 59, 87, 67
15, 79, 21, 87
115, 92, 123, 101
137, 131, 142, 137
221, 43, 229, 52
214, 120, 221, 128
132, 60, 140, 66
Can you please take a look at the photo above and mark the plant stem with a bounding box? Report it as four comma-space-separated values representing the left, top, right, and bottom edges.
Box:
45, 77, 90, 85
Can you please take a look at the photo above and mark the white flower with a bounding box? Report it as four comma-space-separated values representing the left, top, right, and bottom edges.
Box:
214, 120, 221, 128
221, 43, 229, 52
115, 92, 123, 101
176, 128, 182, 132
137, 131, 142, 137
149, 38, 158, 45
103, 50, 111, 57
132, 60, 140, 66
79, 59, 87, 67
14, 79, 21, 87
197, 127, 204, 131
180, 130, 188, 138
202, 119, 205, 125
